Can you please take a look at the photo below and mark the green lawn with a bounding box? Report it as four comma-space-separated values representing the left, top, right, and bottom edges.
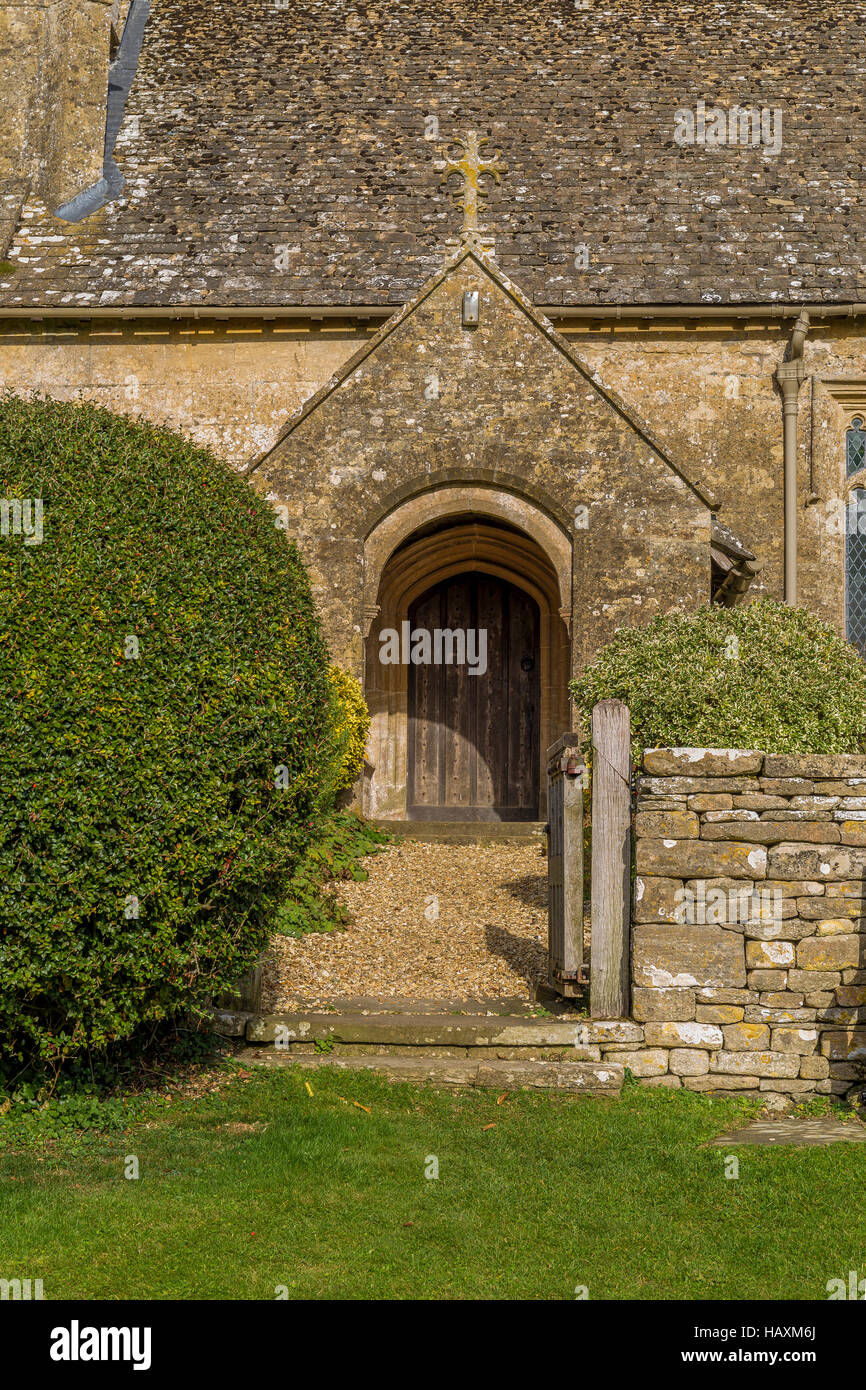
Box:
1, 1066, 864, 1300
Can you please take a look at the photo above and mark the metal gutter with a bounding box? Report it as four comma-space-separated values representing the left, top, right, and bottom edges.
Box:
541, 302, 866, 321
1, 302, 866, 322
774, 311, 812, 606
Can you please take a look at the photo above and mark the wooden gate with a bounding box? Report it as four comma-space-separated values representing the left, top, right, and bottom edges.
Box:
546, 734, 586, 997
546, 701, 631, 1014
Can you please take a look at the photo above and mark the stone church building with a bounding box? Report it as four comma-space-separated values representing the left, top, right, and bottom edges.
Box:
2, 0, 865, 822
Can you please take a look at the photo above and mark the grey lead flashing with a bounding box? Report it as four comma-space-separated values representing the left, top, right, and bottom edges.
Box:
54, 0, 151, 223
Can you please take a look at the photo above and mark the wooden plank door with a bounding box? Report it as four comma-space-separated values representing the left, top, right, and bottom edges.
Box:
407, 572, 540, 820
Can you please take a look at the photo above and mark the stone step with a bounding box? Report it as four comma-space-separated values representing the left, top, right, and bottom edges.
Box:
263, 994, 579, 1017
245, 1011, 624, 1048
372, 820, 547, 843
211, 995, 586, 1038
262, 1041, 595, 1060
238, 1048, 623, 1094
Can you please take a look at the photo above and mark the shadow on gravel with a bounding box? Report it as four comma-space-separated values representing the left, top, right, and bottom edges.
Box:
501, 872, 548, 909
484, 922, 548, 989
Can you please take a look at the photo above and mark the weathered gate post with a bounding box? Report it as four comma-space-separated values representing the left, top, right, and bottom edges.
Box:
590, 699, 631, 1018
217, 958, 263, 1015
546, 733, 586, 997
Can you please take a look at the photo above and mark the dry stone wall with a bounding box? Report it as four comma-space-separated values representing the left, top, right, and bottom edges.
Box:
616, 748, 866, 1099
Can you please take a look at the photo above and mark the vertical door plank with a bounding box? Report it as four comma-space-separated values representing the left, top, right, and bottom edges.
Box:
441, 575, 473, 809
506, 586, 539, 813
408, 587, 442, 807
475, 574, 505, 809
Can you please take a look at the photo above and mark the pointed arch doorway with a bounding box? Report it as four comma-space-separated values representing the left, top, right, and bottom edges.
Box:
363, 503, 572, 822
407, 570, 540, 820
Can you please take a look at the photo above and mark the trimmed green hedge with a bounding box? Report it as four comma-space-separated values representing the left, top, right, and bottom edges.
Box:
570, 599, 866, 759
0, 394, 337, 1073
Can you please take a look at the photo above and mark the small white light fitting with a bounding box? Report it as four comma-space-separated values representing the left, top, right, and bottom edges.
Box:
462, 290, 479, 327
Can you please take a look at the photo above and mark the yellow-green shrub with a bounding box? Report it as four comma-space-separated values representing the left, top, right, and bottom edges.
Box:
570, 599, 866, 758
328, 667, 371, 791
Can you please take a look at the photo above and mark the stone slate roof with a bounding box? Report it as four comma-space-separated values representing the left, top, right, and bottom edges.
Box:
2, 0, 865, 309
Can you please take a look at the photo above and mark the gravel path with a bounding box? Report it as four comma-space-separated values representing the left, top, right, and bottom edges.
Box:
263, 838, 551, 1009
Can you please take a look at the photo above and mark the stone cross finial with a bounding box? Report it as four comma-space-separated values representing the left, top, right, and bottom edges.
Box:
438, 131, 507, 239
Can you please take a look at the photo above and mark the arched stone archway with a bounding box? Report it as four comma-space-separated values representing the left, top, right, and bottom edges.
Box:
363, 507, 572, 820
362, 483, 573, 639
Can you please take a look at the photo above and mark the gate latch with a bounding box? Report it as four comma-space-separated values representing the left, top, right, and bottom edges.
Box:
553, 965, 590, 985
559, 755, 585, 778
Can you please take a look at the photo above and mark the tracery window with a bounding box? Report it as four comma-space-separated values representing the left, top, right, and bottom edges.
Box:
847, 416, 866, 476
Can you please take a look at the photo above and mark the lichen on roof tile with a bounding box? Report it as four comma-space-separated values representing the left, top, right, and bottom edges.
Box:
2, 0, 865, 309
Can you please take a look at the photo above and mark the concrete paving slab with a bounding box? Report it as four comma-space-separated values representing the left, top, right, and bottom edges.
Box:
708, 1116, 866, 1147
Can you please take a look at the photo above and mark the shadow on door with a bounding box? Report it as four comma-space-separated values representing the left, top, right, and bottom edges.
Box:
407, 571, 540, 820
